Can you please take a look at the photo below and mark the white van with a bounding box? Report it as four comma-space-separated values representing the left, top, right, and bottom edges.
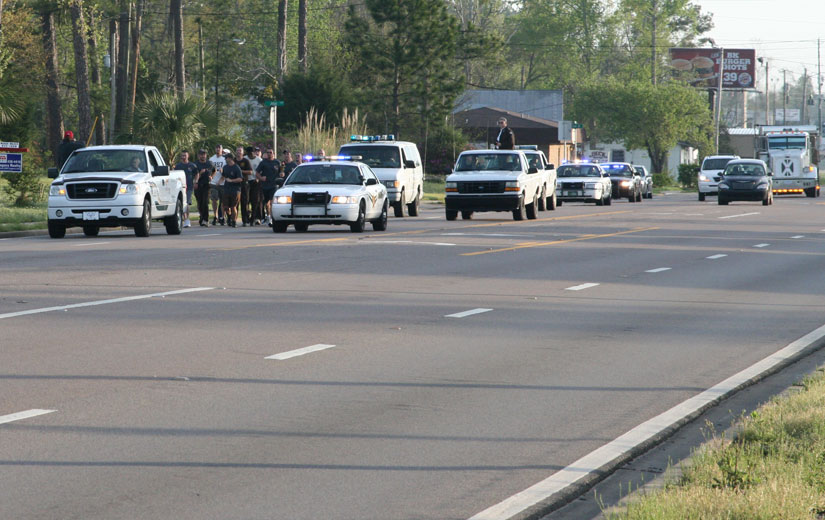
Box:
338, 136, 424, 217
699, 155, 739, 201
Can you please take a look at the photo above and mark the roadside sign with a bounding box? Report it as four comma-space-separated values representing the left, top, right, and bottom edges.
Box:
0, 141, 19, 147
572, 122, 583, 129
264, 100, 284, 107
0, 153, 23, 173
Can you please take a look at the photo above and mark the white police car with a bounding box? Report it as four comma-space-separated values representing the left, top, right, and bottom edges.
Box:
271, 157, 388, 233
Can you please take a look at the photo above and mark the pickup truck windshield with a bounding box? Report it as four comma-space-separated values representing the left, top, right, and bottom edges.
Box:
286, 164, 363, 185
455, 154, 522, 172
339, 146, 400, 168
62, 150, 147, 173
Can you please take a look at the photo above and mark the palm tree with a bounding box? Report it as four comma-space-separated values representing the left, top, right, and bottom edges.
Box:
134, 92, 215, 163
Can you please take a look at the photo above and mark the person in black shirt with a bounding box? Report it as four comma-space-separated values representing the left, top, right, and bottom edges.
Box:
256, 148, 282, 225
282, 150, 298, 178
57, 131, 84, 168
193, 149, 213, 226
175, 150, 199, 228
221, 154, 243, 227
494, 117, 515, 150
234, 146, 254, 227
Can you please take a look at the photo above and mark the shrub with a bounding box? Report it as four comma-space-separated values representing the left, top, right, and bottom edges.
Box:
2, 169, 45, 206
678, 163, 700, 188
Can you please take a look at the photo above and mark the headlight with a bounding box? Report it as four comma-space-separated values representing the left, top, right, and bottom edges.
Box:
275, 195, 292, 204
756, 183, 769, 190
504, 181, 520, 192
118, 184, 138, 195
331, 195, 357, 204
719, 183, 730, 190
49, 185, 66, 196
445, 181, 457, 193
585, 182, 597, 189
699, 174, 709, 182
620, 180, 631, 187
384, 180, 398, 188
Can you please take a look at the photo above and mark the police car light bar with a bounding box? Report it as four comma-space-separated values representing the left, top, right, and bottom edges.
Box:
304, 155, 363, 162
350, 134, 396, 142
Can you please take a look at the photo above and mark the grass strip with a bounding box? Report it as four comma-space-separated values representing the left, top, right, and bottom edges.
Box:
608, 366, 825, 519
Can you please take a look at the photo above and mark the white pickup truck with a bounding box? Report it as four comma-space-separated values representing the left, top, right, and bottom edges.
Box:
47, 145, 186, 238
445, 149, 544, 221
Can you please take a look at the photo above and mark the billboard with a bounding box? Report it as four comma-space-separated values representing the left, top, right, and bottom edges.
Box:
669, 48, 756, 90
0, 153, 22, 173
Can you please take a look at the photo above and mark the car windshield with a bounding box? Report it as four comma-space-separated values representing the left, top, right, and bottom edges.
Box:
557, 165, 601, 177
455, 153, 523, 172
338, 146, 400, 168
604, 164, 633, 177
286, 164, 363, 185
62, 150, 146, 173
702, 158, 735, 170
723, 164, 765, 177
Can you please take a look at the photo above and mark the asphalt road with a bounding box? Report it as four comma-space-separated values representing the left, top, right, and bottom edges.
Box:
2, 192, 825, 520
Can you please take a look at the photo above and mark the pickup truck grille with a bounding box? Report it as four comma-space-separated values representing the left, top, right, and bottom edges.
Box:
66, 182, 118, 199
458, 181, 505, 194
559, 181, 584, 190
293, 192, 330, 205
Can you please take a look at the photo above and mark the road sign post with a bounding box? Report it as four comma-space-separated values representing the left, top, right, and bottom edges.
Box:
264, 101, 284, 155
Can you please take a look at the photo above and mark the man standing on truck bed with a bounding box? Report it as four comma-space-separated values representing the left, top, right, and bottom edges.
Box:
494, 118, 515, 150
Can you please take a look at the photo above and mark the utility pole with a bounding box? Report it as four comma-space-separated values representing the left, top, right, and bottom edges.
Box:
715, 48, 725, 153
801, 69, 809, 124
765, 59, 770, 125
783, 69, 787, 125
819, 39, 822, 135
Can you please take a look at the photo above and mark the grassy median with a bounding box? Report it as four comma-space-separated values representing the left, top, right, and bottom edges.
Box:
607, 366, 825, 519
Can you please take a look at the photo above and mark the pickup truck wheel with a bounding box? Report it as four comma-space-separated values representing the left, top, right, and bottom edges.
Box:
628, 191, 635, 203
83, 225, 100, 237
134, 199, 152, 237
513, 196, 526, 221
393, 190, 406, 217
164, 199, 183, 235
547, 191, 557, 210
596, 194, 604, 206
350, 201, 366, 232
605, 192, 612, 206
446, 209, 457, 221
557, 199, 563, 207
48, 220, 65, 239
461, 211, 473, 220
698, 192, 705, 201
294, 222, 309, 232
407, 191, 420, 216
537, 187, 547, 211
272, 221, 288, 233
372, 201, 388, 231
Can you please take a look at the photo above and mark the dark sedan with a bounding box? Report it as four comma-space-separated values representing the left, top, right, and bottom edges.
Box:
602, 162, 642, 202
718, 159, 773, 205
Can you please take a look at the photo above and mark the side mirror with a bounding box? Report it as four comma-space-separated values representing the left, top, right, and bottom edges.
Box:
366, 177, 378, 186
528, 167, 538, 174
404, 160, 415, 169
152, 165, 169, 177
547, 163, 555, 170
48, 167, 59, 179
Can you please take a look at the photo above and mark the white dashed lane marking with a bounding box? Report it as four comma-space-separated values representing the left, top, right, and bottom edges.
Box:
706, 254, 727, 260
565, 283, 600, 291
0, 409, 56, 426
0, 287, 215, 320
266, 344, 336, 360
719, 212, 759, 219
754, 243, 770, 248
445, 308, 493, 318
645, 267, 672, 273
791, 235, 804, 239
71, 241, 112, 247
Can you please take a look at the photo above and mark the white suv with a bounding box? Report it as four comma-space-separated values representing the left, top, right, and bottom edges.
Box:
338, 136, 424, 217
699, 155, 739, 201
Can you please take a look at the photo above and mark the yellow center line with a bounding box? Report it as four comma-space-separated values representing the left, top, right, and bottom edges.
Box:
218, 236, 352, 251
461, 226, 660, 256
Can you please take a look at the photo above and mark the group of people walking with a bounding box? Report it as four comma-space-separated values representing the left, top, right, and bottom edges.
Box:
174, 145, 302, 228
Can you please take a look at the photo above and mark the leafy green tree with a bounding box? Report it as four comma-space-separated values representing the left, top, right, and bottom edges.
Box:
272, 64, 356, 132
574, 79, 713, 173
343, 0, 464, 137
133, 92, 215, 163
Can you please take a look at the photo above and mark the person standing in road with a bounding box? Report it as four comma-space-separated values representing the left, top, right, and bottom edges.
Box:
57, 131, 84, 168
235, 146, 254, 227
247, 146, 263, 225
209, 145, 227, 225
256, 148, 281, 225
220, 154, 243, 227
294, 153, 303, 166
175, 150, 199, 228
494, 117, 515, 150
282, 150, 298, 178
193, 149, 212, 226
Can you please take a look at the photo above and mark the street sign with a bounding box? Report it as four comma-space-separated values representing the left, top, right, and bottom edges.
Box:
572, 122, 583, 128
264, 100, 284, 107
0, 141, 19, 147
0, 153, 23, 173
